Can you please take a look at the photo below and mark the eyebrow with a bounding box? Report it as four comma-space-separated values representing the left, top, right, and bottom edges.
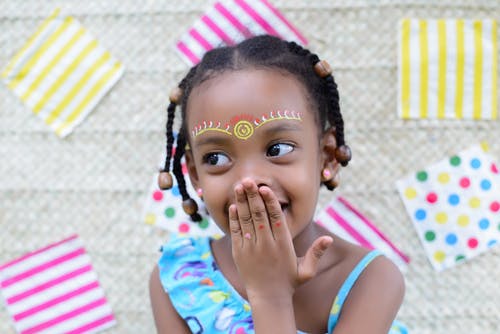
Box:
260, 122, 303, 136
194, 135, 231, 148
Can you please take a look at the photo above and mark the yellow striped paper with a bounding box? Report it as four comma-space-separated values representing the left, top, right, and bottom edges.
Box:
1, 9, 124, 137
398, 19, 497, 120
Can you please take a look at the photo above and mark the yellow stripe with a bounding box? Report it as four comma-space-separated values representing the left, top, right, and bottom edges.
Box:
437, 20, 447, 119
455, 20, 465, 119
32, 40, 98, 114
7, 16, 74, 91
21, 27, 86, 102
473, 20, 483, 119
1, 8, 61, 79
491, 21, 497, 120
401, 19, 411, 118
55, 61, 122, 136
419, 20, 428, 118
45, 51, 111, 125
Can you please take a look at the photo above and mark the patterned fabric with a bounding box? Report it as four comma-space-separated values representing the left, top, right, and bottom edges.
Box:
157, 234, 408, 333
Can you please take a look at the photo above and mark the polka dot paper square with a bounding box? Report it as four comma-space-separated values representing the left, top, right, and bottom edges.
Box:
396, 143, 500, 271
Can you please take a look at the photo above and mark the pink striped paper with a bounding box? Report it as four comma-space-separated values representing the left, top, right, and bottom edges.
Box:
316, 196, 410, 270
175, 0, 307, 65
0, 235, 115, 334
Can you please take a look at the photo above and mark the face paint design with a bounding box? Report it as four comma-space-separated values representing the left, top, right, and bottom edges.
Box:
191, 110, 302, 140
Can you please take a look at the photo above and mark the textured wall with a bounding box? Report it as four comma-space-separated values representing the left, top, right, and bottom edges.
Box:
1, 1, 499, 333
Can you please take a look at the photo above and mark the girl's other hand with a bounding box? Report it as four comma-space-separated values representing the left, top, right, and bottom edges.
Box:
229, 178, 333, 302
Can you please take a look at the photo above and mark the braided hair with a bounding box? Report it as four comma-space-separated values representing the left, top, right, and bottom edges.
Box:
158, 35, 351, 221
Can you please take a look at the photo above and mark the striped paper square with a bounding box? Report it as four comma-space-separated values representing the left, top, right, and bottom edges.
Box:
398, 19, 497, 119
176, 0, 307, 65
315, 196, 410, 271
0, 235, 116, 334
1, 8, 124, 137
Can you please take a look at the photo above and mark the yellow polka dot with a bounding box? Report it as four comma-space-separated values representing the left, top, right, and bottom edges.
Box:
437, 172, 450, 184
434, 251, 446, 263
243, 304, 251, 312
480, 141, 490, 152
457, 214, 470, 227
469, 197, 481, 208
145, 213, 156, 225
435, 212, 448, 224
404, 187, 417, 199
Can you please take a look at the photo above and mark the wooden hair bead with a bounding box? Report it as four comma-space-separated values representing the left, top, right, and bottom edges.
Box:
324, 175, 340, 191
335, 145, 352, 166
314, 60, 332, 78
182, 198, 199, 216
158, 171, 173, 190
169, 87, 183, 104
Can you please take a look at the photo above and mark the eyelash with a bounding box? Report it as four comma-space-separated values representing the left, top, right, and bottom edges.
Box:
266, 142, 295, 157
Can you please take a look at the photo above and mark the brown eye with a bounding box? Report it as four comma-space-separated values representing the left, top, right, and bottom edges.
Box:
267, 143, 294, 157
203, 152, 230, 166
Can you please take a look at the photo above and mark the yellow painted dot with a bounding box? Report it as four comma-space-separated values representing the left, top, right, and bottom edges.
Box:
434, 251, 446, 263
480, 141, 490, 152
469, 197, 481, 208
457, 214, 470, 227
435, 212, 448, 224
145, 213, 156, 225
243, 304, 251, 312
437, 172, 450, 184
404, 187, 417, 199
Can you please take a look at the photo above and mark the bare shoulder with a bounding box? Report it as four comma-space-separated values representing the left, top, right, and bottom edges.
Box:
149, 265, 191, 334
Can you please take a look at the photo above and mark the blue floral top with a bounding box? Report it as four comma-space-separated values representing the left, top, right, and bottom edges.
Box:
157, 234, 408, 334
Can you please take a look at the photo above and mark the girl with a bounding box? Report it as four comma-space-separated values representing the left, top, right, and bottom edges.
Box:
149, 35, 406, 334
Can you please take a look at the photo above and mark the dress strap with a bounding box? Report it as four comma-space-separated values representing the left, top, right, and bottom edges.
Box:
327, 250, 382, 333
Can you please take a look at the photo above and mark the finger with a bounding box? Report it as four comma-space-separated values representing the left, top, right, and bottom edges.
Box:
228, 204, 243, 250
298, 236, 333, 284
234, 183, 255, 244
258, 186, 287, 241
241, 179, 271, 243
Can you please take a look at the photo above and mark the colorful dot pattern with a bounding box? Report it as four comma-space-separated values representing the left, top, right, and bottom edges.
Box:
142, 153, 222, 237
396, 145, 500, 271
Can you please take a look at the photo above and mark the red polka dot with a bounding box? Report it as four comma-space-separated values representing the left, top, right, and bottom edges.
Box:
179, 223, 190, 233
467, 238, 478, 249
492, 163, 499, 174
459, 177, 470, 188
153, 190, 163, 201
182, 163, 188, 175
490, 201, 500, 212
426, 192, 438, 203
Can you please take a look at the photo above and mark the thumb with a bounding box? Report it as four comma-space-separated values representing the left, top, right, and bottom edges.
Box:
297, 236, 333, 284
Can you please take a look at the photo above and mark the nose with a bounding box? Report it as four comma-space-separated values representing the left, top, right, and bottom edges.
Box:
234, 159, 273, 189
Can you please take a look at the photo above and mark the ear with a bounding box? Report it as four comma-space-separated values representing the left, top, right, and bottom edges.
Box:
320, 127, 339, 177
184, 149, 200, 190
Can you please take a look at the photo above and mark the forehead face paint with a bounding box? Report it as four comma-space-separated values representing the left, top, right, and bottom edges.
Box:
191, 110, 302, 140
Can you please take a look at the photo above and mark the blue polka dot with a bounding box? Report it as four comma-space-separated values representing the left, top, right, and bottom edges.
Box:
488, 240, 497, 247
480, 179, 491, 190
448, 194, 460, 206
415, 209, 426, 221
470, 158, 481, 169
479, 218, 490, 230
445, 233, 458, 245
172, 185, 181, 197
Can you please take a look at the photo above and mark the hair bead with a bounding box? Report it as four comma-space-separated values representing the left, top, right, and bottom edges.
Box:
335, 145, 352, 166
314, 60, 332, 78
158, 171, 173, 190
169, 87, 183, 104
182, 198, 199, 216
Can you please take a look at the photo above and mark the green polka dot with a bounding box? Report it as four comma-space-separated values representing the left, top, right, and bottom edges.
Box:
416, 171, 428, 182
455, 255, 466, 262
498, 223, 500, 232
164, 207, 176, 218
199, 217, 209, 229
425, 230, 436, 241
450, 155, 461, 166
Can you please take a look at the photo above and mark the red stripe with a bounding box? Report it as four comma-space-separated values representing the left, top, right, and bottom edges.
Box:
65, 314, 115, 334
0, 235, 78, 271
260, 0, 308, 44
337, 197, 410, 263
7, 265, 93, 305
20, 298, 108, 334
326, 206, 374, 249
202, 15, 234, 45
1, 248, 85, 288
214, 2, 252, 38
235, 0, 280, 37
189, 28, 213, 51
176, 41, 200, 64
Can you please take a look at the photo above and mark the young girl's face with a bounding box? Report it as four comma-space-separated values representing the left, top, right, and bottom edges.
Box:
185, 69, 330, 238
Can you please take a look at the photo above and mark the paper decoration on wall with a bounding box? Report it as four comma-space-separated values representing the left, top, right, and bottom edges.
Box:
396, 144, 500, 271
175, 0, 307, 65
0, 235, 116, 334
143, 148, 223, 237
315, 196, 410, 271
398, 19, 497, 119
1, 8, 124, 137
